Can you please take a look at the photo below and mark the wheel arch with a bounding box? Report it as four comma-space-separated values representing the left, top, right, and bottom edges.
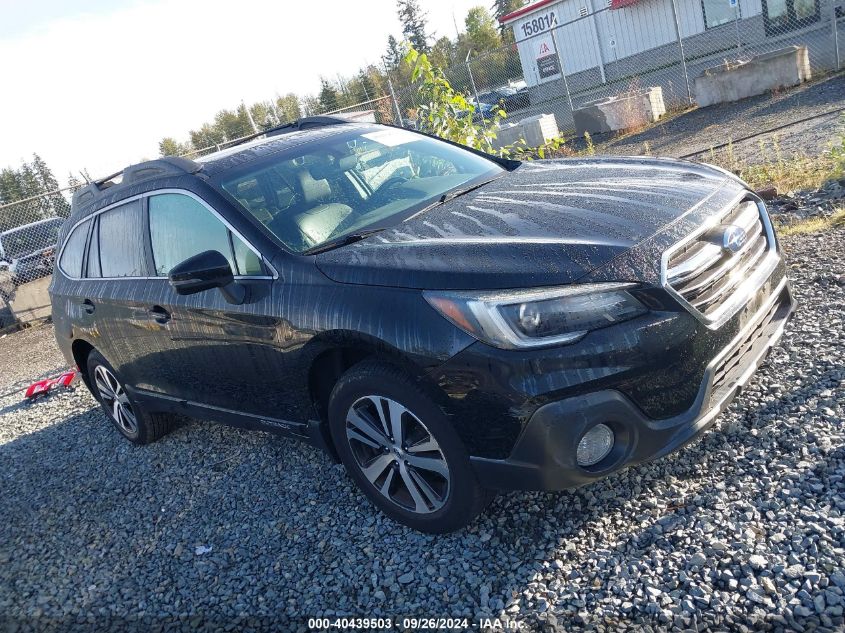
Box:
71, 338, 97, 390
305, 330, 445, 457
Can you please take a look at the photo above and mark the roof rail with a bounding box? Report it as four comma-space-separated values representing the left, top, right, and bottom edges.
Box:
209, 116, 351, 153
71, 156, 203, 209
70, 117, 348, 209
263, 115, 350, 138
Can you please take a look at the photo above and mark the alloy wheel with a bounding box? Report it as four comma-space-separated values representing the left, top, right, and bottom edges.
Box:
93, 365, 138, 436
345, 395, 450, 514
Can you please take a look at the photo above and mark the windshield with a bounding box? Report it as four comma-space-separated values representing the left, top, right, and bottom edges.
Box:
215, 126, 503, 253
0, 218, 63, 260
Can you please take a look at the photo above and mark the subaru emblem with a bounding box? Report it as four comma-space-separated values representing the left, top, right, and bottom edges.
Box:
722, 225, 747, 254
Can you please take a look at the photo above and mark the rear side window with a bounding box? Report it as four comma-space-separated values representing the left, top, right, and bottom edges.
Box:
58, 221, 88, 278
149, 193, 263, 276
98, 201, 146, 277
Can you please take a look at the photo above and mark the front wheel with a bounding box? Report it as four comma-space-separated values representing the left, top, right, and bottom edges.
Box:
328, 361, 492, 533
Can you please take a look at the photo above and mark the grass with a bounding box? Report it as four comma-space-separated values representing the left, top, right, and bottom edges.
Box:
775, 206, 845, 236
706, 132, 845, 193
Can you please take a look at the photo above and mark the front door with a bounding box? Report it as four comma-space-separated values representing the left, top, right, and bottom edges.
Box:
141, 191, 297, 423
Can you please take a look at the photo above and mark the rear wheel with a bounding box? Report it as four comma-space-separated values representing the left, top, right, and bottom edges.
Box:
328, 361, 492, 533
86, 350, 175, 445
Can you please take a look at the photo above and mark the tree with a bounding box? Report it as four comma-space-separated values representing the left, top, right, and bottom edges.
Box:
159, 137, 191, 157
31, 154, 70, 216
491, 0, 524, 38
405, 47, 504, 154
189, 123, 226, 151
275, 93, 302, 123
397, 0, 430, 53
318, 78, 340, 113
384, 35, 404, 69
465, 6, 501, 52
0, 169, 23, 206
430, 36, 456, 70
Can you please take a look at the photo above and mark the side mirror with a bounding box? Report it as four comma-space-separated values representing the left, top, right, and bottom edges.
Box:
168, 250, 246, 305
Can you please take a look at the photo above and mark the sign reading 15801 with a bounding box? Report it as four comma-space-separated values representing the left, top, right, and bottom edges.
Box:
519, 11, 559, 38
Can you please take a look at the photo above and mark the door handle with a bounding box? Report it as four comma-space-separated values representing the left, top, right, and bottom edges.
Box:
148, 306, 171, 324
80, 299, 95, 315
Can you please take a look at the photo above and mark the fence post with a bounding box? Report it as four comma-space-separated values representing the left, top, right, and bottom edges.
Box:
670, 0, 694, 105
733, 3, 743, 53
587, 0, 608, 83
383, 66, 404, 126
834, 3, 842, 71
465, 51, 486, 125
550, 24, 576, 117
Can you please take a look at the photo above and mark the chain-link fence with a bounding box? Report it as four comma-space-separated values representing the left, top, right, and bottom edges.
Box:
387, 0, 844, 134
0, 186, 79, 329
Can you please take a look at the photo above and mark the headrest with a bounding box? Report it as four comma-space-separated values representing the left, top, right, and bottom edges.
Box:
309, 154, 358, 180
298, 171, 332, 205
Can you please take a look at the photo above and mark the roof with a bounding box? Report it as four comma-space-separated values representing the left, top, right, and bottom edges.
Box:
70, 117, 359, 210
498, 0, 559, 24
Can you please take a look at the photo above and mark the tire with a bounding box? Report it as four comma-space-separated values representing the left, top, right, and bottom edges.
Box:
86, 350, 174, 445
328, 360, 492, 533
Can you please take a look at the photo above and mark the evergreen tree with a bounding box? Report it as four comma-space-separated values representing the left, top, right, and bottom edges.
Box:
159, 138, 192, 157
491, 0, 524, 37
355, 69, 378, 103
384, 35, 404, 69
0, 169, 24, 206
31, 154, 70, 217
397, 0, 430, 53
318, 78, 340, 113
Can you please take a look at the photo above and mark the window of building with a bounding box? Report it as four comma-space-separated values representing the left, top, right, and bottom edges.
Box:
702, 0, 738, 28
762, 0, 819, 33
98, 200, 147, 277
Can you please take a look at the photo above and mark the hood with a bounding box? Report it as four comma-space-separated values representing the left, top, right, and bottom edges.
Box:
316, 157, 734, 290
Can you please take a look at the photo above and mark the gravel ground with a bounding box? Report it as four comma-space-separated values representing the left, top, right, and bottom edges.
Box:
570, 73, 845, 164
1, 225, 844, 632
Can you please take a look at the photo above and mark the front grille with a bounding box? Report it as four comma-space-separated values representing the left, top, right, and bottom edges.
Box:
710, 291, 783, 400
666, 199, 771, 320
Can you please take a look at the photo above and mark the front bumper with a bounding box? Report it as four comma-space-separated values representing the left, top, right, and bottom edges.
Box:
469, 276, 796, 491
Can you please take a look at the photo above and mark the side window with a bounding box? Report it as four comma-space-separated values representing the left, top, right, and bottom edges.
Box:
149, 193, 264, 276
98, 201, 146, 277
58, 220, 89, 278
86, 219, 102, 278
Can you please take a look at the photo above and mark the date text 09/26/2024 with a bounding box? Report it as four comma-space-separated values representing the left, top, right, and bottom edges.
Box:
306, 617, 525, 630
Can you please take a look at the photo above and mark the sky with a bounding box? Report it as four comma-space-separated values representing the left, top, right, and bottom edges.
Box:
0, 0, 484, 185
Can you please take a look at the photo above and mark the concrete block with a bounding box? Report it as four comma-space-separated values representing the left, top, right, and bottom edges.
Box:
694, 46, 811, 108
8, 276, 52, 324
573, 87, 665, 136
492, 113, 560, 149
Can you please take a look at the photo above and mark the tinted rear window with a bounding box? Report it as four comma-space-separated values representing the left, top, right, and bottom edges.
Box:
97, 201, 146, 277
58, 221, 88, 278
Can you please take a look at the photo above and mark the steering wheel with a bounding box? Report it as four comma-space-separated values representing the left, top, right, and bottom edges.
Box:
374, 176, 410, 197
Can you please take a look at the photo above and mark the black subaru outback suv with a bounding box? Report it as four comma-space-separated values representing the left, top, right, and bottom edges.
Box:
51, 117, 795, 533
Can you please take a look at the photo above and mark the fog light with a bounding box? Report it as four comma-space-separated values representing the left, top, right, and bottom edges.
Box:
576, 424, 614, 466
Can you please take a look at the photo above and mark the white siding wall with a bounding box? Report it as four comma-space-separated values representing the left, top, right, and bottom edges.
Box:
511, 0, 764, 86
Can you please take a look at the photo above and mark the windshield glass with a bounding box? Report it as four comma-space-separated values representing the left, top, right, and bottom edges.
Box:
1, 218, 63, 260
215, 126, 503, 253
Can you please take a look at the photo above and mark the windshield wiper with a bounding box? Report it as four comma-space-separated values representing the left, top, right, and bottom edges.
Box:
439, 176, 500, 203
304, 227, 387, 255
403, 175, 501, 223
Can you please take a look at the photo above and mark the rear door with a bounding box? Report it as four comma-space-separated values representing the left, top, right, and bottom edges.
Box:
73, 198, 160, 383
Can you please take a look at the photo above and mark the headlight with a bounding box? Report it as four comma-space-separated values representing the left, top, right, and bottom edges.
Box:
424, 283, 647, 349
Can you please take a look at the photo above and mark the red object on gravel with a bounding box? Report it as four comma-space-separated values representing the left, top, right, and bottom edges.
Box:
25, 370, 78, 399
